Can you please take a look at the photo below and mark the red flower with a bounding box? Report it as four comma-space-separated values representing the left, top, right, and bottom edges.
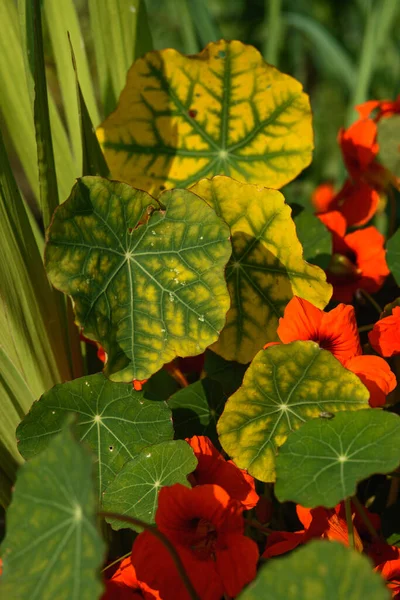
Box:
369, 307, 400, 357
263, 503, 363, 558
339, 118, 379, 181
186, 436, 258, 510
102, 557, 162, 600
368, 541, 400, 599
272, 296, 396, 407
131, 484, 258, 600
319, 214, 389, 303
276, 296, 361, 365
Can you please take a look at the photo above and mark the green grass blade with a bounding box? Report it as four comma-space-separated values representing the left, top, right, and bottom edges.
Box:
264, 0, 282, 66
284, 12, 356, 92
43, 0, 100, 172
69, 35, 109, 177
175, 0, 199, 55
189, 0, 222, 46
88, 0, 153, 116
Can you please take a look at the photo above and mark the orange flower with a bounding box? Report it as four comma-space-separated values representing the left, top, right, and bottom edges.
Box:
339, 118, 379, 181
369, 307, 400, 357
276, 296, 361, 365
102, 557, 162, 599
263, 503, 363, 558
131, 484, 258, 600
186, 436, 258, 510
272, 296, 396, 407
356, 95, 400, 121
319, 215, 389, 303
312, 180, 379, 227
368, 541, 400, 599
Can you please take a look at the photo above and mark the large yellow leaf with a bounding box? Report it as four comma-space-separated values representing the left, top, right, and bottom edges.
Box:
98, 40, 313, 194
190, 177, 332, 363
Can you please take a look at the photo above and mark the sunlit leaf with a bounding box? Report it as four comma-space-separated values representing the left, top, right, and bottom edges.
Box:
102, 440, 197, 530
0, 421, 105, 600
168, 378, 226, 440
16, 373, 173, 498
387, 229, 400, 286
191, 177, 332, 363
217, 341, 369, 482
45, 176, 231, 382
98, 39, 313, 194
275, 410, 400, 507
238, 540, 389, 600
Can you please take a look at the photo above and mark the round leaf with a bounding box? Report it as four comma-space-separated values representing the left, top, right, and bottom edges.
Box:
102, 440, 197, 530
294, 209, 332, 269
190, 177, 332, 363
275, 410, 400, 507
217, 341, 369, 482
378, 115, 400, 179
387, 229, 400, 286
45, 176, 231, 381
238, 540, 390, 600
168, 378, 226, 440
98, 40, 313, 194
0, 423, 105, 600
16, 373, 173, 497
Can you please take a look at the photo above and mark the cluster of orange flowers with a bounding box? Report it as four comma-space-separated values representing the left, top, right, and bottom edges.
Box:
94, 97, 400, 599
312, 96, 400, 303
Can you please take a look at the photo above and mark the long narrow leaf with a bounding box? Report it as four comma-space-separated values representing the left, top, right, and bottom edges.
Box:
284, 12, 356, 92
69, 35, 109, 177
89, 0, 152, 116
190, 0, 222, 47
43, 0, 100, 169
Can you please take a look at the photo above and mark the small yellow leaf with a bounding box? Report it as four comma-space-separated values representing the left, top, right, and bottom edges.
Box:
98, 40, 313, 194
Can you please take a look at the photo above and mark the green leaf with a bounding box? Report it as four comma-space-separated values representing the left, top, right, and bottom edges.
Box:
294, 209, 332, 269
45, 176, 231, 382
378, 115, 400, 178
143, 368, 181, 401
168, 378, 226, 440
16, 373, 173, 498
284, 12, 356, 91
191, 177, 332, 363
386, 228, 400, 286
102, 440, 197, 530
0, 421, 105, 600
238, 540, 390, 600
190, 0, 222, 47
98, 40, 314, 194
275, 410, 400, 508
43, 0, 100, 169
217, 341, 370, 482
88, 0, 153, 117
204, 349, 249, 397
68, 36, 110, 178
19, 0, 59, 228
381, 501, 400, 547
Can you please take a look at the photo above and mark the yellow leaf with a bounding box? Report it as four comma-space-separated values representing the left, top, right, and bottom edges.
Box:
98, 40, 313, 194
191, 176, 332, 363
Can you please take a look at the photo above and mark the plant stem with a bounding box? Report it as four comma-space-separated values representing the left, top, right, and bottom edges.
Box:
102, 551, 132, 573
352, 497, 379, 540
357, 324, 375, 333
388, 187, 397, 238
177, 0, 199, 55
246, 518, 273, 535
99, 512, 200, 600
387, 467, 400, 507
345, 497, 355, 550
358, 289, 382, 315
264, 0, 282, 66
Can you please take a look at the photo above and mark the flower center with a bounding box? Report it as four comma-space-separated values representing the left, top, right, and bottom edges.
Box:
190, 519, 218, 559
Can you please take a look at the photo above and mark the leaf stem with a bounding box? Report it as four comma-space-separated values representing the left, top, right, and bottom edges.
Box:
102, 551, 132, 573
98, 512, 200, 600
344, 497, 355, 550
246, 518, 273, 535
352, 497, 379, 540
357, 324, 375, 333
358, 289, 382, 315
388, 187, 397, 239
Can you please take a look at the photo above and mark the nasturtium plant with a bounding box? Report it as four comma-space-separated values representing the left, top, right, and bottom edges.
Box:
387, 229, 400, 286
17, 373, 173, 496
102, 440, 197, 531
275, 410, 400, 507
45, 176, 231, 381
378, 114, 400, 179
238, 541, 390, 600
0, 422, 105, 600
98, 40, 313, 194
293, 209, 332, 269
218, 341, 370, 482
190, 177, 332, 363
